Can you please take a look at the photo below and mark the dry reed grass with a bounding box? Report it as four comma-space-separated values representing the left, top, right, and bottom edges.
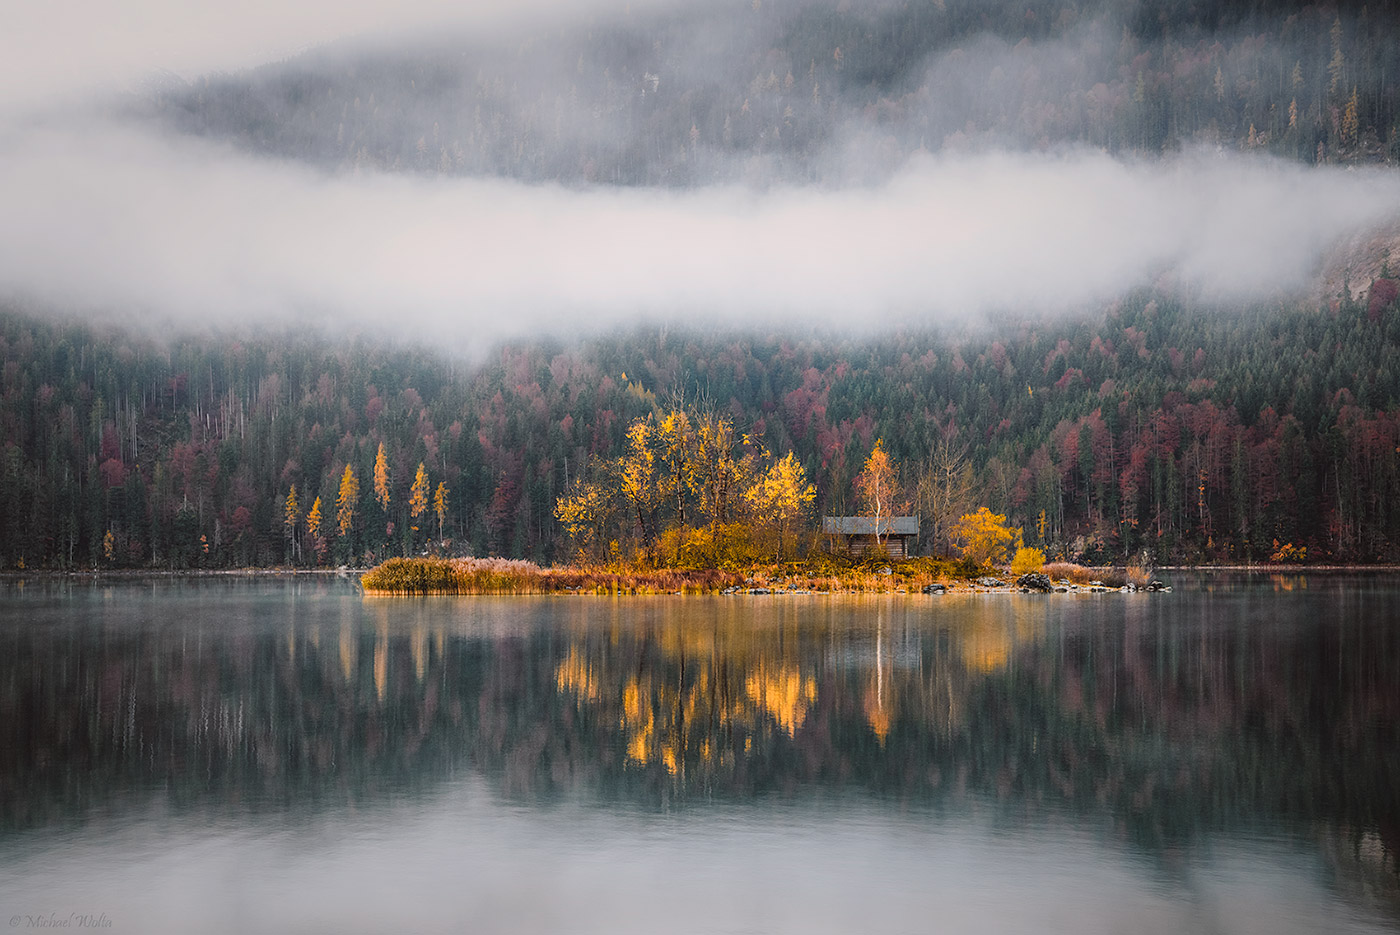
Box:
361, 556, 747, 595
1041, 561, 1139, 587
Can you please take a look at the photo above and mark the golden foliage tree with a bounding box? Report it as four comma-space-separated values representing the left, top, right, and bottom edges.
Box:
657, 410, 694, 525
556, 406, 775, 566
855, 439, 901, 550
373, 442, 391, 511
950, 508, 1021, 567
410, 463, 429, 526
283, 485, 301, 562
744, 451, 815, 559
1341, 86, 1359, 146
433, 482, 449, 542
337, 465, 359, 539
556, 478, 612, 560
306, 496, 325, 563
618, 417, 663, 551
690, 411, 765, 564
691, 411, 744, 528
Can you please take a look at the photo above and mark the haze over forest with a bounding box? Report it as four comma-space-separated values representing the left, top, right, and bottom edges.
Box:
1, 0, 1399, 569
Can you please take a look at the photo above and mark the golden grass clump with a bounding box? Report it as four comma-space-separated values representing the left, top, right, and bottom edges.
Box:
1040, 561, 1143, 588
1041, 561, 1094, 585
361, 557, 543, 594
361, 556, 748, 595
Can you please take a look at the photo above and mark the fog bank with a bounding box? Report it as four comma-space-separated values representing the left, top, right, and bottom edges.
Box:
2, 122, 1397, 345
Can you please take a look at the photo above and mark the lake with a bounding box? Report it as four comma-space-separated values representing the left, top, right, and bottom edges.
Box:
0, 573, 1396, 934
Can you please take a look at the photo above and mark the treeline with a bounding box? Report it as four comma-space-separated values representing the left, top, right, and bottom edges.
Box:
143, 0, 1400, 187
2, 277, 1399, 569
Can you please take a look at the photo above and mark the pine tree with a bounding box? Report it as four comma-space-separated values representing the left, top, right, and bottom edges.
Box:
1328, 17, 1346, 96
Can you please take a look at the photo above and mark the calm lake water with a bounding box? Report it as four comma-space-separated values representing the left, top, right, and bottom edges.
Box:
0, 573, 1397, 934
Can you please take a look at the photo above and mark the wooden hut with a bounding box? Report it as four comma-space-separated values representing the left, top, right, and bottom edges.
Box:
822, 516, 919, 559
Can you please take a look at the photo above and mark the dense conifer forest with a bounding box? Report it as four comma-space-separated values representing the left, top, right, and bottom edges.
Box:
4, 274, 1399, 569
6, 2, 1400, 570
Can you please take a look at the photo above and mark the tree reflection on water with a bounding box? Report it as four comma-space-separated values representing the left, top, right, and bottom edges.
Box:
0, 576, 1396, 917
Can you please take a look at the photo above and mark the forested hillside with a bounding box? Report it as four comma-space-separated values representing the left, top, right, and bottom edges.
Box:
141, 0, 1400, 188
4, 276, 1399, 569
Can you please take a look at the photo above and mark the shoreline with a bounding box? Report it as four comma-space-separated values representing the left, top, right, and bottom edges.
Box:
2, 563, 1394, 599
3, 563, 1397, 581
0, 568, 364, 580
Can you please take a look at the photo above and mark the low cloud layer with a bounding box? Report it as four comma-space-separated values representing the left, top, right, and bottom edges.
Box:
0, 0, 689, 114
3, 120, 1397, 347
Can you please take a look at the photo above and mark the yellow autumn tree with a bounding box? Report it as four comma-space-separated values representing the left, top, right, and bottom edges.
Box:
656, 409, 696, 564
283, 485, 301, 563
410, 463, 429, 527
690, 411, 750, 531
744, 451, 815, 559
657, 410, 694, 525
556, 477, 612, 560
950, 508, 1021, 567
373, 443, 391, 511
855, 439, 901, 551
433, 482, 449, 543
337, 464, 359, 538
306, 496, 325, 564
617, 417, 665, 555
1341, 85, 1359, 146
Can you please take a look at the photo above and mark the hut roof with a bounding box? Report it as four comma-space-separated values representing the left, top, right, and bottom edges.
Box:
821, 516, 919, 535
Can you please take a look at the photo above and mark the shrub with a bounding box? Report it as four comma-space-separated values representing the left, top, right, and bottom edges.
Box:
952, 557, 983, 579
950, 508, 1021, 566
1009, 546, 1046, 576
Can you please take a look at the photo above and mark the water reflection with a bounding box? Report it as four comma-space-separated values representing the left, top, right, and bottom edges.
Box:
0, 575, 1397, 927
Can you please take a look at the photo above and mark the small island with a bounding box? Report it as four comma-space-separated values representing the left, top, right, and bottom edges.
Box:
362, 407, 1172, 596
359, 554, 1168, 595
